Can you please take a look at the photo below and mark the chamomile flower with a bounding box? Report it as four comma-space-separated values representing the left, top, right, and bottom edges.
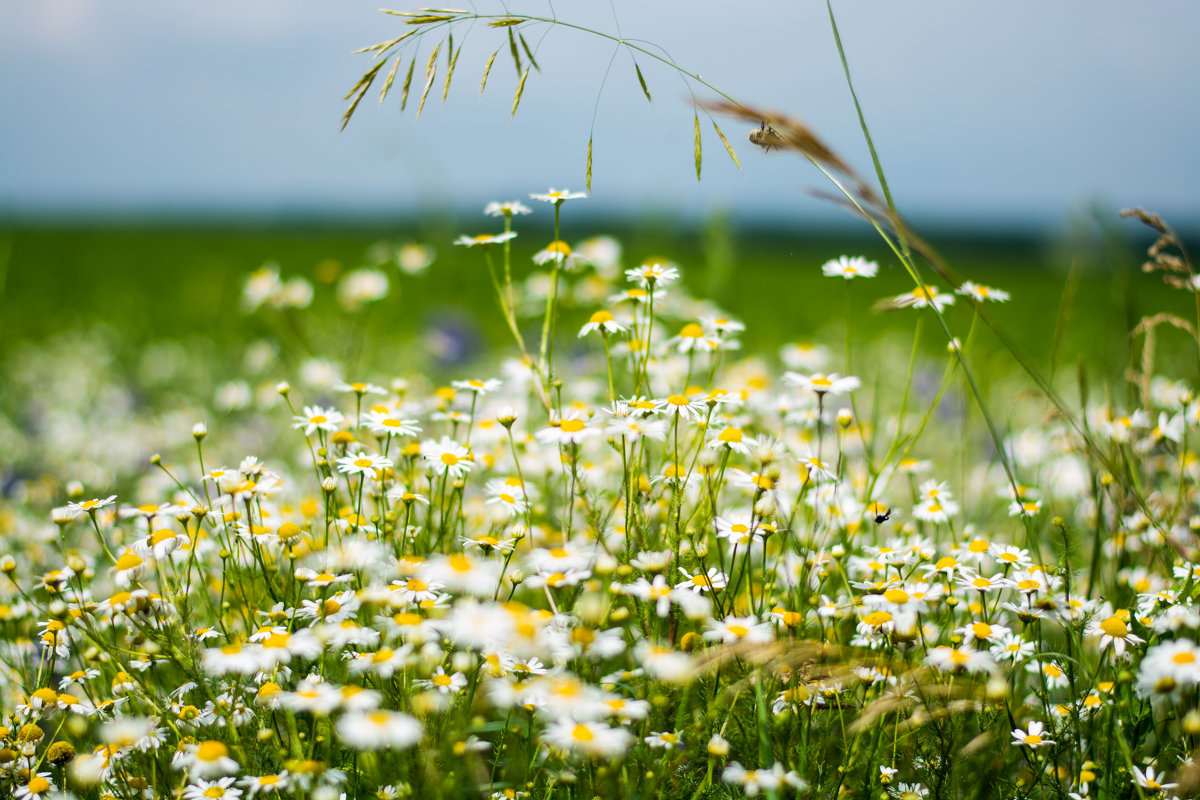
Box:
240, 773, 290, 796
575, 308, 630, 340
644, 731, 684, 749
335, 452, 392, 476
421, 437, 473, 478
704, 615, 775, 644
535, 417, 598, 446
675, 567, 728, 593
455, 231, 518, 248
956, 281, 1010, 302
542, 719, 631, 758
335, 381, 386, 396
67, 495, 117, 516
292, 406, 345, 436
415, 667, 468, 695
174, 740, 239, 777
894, 285, 955, 311
183, 778, 242, 800
783, 371, 861, 395
530, 188, 587, 204
1010, 721, 1055, 749
655, 393, 708, 421
337, 710, 423, 749
485, 200, 532, 216
452, 378, 502, 395
362, 411, 421, 438
625, 262, 680, 287
821, 254, 878, 279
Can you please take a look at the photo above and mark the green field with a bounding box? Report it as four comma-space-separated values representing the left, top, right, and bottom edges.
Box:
2, 219, 1191, 385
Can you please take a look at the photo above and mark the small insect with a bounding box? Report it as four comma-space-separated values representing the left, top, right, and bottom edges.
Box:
748, 121, 784, 152
873, 508, 892, 524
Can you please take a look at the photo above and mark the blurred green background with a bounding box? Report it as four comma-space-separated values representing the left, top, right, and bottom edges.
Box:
1, 218, 1194, 380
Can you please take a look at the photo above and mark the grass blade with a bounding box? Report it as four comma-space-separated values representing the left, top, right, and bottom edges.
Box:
712, 120, 741, 171
508, 28, 522, 75
480, 48, 499, 96
634, 62, 651, 103
379, 55, 402, 104
399, 57, 416, 111
417, 46, 440, 118
518, 32, 540, 71
586, 136, 593, 193
511, 66, 530, 118
443, 40, 460, 103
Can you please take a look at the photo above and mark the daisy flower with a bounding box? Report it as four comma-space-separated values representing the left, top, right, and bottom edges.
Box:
956, 281, 1010, 302
452, 378, 502, 395
534, 240, 586, 268
925, 646, 995, 674
335, 380, 387, 396
337, 710, 423, 749
455, 231, 519, 248
894, 285, 955, 311
1136, 638, 1200, 697
240, 773, 290, 796
362, 410, 421, 438
675, 567, 728, 593
174, 740, 239, 777
485, 200, 532, 216
625, 262, 680, 287
542, 719, 631, 758
485, 488, 529, 518
421, 437, 473, 478
530, 188, 587, 204
722, 763, 782, 796
783, 371, 861, 395
335, 452, 393, 476
1010, 720, 1055, 748
1131, 764, 1177, 793
667, 322, 717, 354
292, 406, 344, 436
578, 310, 629, 338
704, 615, 775, 644
415, 667, 468, 695
708, 425, 752, 454
183, 778, 242, 800
821, 254, 878, 279
535, 417, 598, 446
655, 393, 708, 421
67, 495, 117, 516
14, 774, 55, 800
644, 731, 684, 749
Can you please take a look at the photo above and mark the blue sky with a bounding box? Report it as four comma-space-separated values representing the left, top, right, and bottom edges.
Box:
1, 1, 1197, 229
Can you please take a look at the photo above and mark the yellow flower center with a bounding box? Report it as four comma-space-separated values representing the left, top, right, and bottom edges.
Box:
196, 740, 229, 762
115, 553, 143, 571
560, 419, 586, 433
1099, 616, 1128, 638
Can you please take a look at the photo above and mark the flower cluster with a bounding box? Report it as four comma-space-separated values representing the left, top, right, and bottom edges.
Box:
2, 203, 1198, 800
